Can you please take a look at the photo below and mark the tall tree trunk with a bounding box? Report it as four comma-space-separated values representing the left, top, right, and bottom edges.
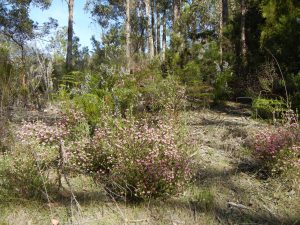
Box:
145, 0, 154, 59
191, 12, 197, 42
173, 0, 181, 26
66, 0, 74, 71
162, 9, 167, 61
151, 0, 156, 55
241, 0, 247, 67
220, 0, 228, 70
125, 0, 131, 72
156, 12, 161, 54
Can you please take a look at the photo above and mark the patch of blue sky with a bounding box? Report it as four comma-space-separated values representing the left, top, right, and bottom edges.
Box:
29, 0, 101, 50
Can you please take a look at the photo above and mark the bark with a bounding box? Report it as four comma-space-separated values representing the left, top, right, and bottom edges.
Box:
151, 0, 156, 55
220, 0, 229, 70
66, 0, 74, 71
173, 0, 179, 25
162, 9, 167, 61
156, 12, 161, 54
241, 0, 247, 67
173, 0, 181, 26
145, 0, 154, 59
191, 12, 197, 42
125, 0, 131, 71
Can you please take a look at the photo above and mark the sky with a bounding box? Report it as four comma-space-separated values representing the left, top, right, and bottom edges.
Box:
29, 0, 101, 50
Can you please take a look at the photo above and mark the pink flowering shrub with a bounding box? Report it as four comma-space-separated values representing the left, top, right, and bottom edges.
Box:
16, 107, 89, 145
11, 104, 192, 200
250, 122, 300, 175
17, 120, 69, 146
3, 107, 90, 198
79, 116, 192, 200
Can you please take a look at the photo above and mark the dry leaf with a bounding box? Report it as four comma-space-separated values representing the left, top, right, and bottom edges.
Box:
51, 219, 59, 225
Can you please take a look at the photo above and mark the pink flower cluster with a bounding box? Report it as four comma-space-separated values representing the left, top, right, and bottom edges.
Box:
17, 120, 69, 145
83, 117, 192, 199
253, 127, 296, 157
251, 124, 300, 174
14, 109, 192, 199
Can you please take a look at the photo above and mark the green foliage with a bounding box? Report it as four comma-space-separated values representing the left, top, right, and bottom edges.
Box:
190, 188, 214, 212
0, 45, 16, 108
0, 145, 53, 199
181, 61, 201, 84
214, 69, 233, 103
60, 71, 86, 90
111, 87, 137, 115
0, 121, 13, 153
287, 72, 300, 109
259, 0, 300, 108
0, 0, 52, 46
252, 98, 286, 119
73, 93, 103, 126
138, 76, 185, 113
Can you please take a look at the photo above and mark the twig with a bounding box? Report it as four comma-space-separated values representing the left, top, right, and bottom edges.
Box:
264, 47, 290, 108
59, 140, 82, 214
32, 151, 54, 220
228, 202, 251, 210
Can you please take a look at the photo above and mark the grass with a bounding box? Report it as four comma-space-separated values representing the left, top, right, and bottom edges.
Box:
0, 103, 299, 224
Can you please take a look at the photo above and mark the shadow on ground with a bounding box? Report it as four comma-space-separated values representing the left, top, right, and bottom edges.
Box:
190, 161, 300, 225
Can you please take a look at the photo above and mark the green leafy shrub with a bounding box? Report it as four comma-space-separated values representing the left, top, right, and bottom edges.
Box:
181, 61, 201, 84
190, 188, 214, 212
213, 69, 233, 103
78, 115, 192, 200
139, 76, 186, 113
112, 86, 139, 116
0, 145, 54, 199
0, 121, 13, 153
252, 98, 286, 119
73, 93, 103, 126
186, 83, 214, 108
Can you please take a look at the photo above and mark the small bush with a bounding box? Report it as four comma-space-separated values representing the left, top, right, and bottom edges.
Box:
3, 106, 91, 199
0, 144, 54, 199
140, 76, 185, 113
190, 188, 214, 212
73, 93, 103, 126
112, 86, 139, 116
252, 98, 286, 119
213, 69, 233, 103
249, 121, 300, 175
78, 115, 192, 200
0, 120, 13, 153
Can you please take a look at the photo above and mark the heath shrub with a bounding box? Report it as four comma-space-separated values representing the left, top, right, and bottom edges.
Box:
79, 115, 192, 200
0, 145, 54, 199
250, 121, 300, 175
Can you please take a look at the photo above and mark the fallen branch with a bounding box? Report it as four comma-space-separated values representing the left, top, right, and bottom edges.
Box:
228, 202, 251, 210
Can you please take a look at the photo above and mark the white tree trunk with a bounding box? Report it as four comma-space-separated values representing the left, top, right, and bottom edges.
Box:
125, 0, 131, 72
162, 10, 167, 61
145, 0, 154, 59
220, 0, 228, 70
241, 0, 247, 66
66, 0, 74, 71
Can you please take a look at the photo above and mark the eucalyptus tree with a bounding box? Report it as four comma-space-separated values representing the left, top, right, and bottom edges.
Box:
0, 0, 52, 48
0, 0, 55, 106
240, 0, 247, 67
220, 0, 228, 69
125, 0, 131, 71
145, 0, 154, 58
66, 0, 74, 71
